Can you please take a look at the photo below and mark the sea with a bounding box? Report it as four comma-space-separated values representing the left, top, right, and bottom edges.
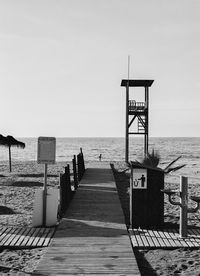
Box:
0, 137, 200, 179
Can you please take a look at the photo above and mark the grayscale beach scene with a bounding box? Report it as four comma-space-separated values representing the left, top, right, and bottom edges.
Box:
0, 1, 200, 275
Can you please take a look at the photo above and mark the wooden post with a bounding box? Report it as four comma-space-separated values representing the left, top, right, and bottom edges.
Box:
77, 154, 81, 181
125, 84, 129, 163
65, 164, 71, 204
43, 163, 48, 227
58, 173, 63, 216
8, 146, 12, 172
73, 155, 78, 189
130, 165, 133, 229
180, 176, 188, 238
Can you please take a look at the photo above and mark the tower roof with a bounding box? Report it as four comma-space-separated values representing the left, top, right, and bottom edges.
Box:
121, 79, 154, 87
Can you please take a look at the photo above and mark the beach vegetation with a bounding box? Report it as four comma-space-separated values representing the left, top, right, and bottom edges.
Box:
136, 149, 186, 174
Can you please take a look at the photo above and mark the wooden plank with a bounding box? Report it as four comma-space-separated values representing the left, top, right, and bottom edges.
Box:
133, 229, 145, 247
182, 237, 198, 248
155, 231, 171, 248
166, 229, 183, 247
0, 226, 55, 248
0, 227, 16, 246
31, 228, 46, 247
170, 228, 189, 247
129, 229, 139, 247
152, 230, 167, 247
20, 227, 37, 247
0, 227, 11, 243
35, 167, 141, 275
0, 228, 17, 246
194, 228, 200, 236
130, 227, 200, 249
42, 228, 55, 247
162, 229, 178, 247
3, 228, 22, 246
10, 227, 28, 247
156, 230, 172, 247
187, 231, 200, 247
37, 228, 50, 247
139, 229, 151, 247
139, 233, 148, 247
14, 227, 32, 247
26, 227, 42, 247
147, 229, 160, 247
0, 227, 8, 236
188, 228, 200, 238
145, 230, 156, 247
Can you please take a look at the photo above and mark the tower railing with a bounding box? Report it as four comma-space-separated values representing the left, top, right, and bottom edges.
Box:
129, 100, 145, 112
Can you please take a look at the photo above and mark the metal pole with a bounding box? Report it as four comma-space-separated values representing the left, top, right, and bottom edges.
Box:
180, 176, 188, 238
43, 163, 48, 227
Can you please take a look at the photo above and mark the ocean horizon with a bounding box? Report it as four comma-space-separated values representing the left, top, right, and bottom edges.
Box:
0, 137, 199, 178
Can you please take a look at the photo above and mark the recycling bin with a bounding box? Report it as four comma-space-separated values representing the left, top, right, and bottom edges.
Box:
130, 163, 164, 229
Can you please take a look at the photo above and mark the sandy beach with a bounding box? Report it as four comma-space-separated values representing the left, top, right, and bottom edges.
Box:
113, 162, 200, 276
0, 160, 66, 275
0, 160, 200, 275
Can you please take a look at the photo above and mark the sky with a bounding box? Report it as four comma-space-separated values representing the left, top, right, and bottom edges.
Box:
0, 0, 200, 137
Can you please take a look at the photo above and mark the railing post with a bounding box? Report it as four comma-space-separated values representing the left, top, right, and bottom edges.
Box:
81, 149, 85, 172
77, 153, 81, 181
77, 149, 85, 182
65, 164, 71, 206
58, 173, 61, 217
73, 155, 78, 189
59, 172, 65, 216
180, 176, 188, 238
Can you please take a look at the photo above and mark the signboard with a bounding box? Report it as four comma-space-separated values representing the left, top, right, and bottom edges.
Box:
37, 137, 56, 164
132, 168, 147, 189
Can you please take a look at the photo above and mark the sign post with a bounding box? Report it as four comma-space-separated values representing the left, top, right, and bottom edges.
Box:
37, 137, 56, 227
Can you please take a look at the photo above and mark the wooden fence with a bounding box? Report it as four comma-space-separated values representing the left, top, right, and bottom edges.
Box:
77, 147, 85, 181
59, 148, 85, 217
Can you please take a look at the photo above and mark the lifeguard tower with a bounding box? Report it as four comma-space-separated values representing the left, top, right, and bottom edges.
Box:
121, 79, 154, 162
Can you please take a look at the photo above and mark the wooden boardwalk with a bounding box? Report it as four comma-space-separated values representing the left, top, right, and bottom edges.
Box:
35, 164, 140, 275
0, 227, 55, 249
130, 227, 200, 248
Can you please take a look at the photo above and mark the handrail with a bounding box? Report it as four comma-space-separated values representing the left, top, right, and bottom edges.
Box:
129, 100, 145, 111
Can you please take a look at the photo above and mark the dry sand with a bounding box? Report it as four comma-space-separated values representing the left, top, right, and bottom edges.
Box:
0, 160, 200, 275
112, 162, 200, 276
0, 160, 66, 275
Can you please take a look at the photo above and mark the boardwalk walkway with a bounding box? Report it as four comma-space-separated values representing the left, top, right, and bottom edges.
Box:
34, 164, 140, 275
0, 226, 55, 249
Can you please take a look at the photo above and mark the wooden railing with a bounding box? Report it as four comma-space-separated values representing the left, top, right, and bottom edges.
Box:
59, 148, 85, 217
129, 100, 146, 111
77, 147, 85, 181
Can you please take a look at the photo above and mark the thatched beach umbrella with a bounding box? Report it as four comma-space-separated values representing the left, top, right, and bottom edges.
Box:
0, 134, 25, 172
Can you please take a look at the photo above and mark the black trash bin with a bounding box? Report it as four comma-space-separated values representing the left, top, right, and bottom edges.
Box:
130, 163, 164, 229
